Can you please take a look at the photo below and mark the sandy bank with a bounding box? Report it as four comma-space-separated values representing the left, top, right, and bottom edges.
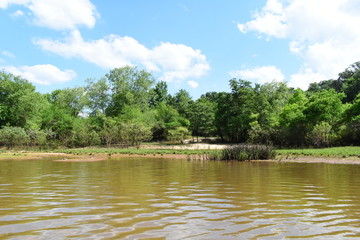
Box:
2, 148, 360, 164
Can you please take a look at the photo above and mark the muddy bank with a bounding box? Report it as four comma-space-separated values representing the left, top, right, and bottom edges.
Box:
2, 151, 360, 164
275, 156, 360, 164
54, 153, 189, 162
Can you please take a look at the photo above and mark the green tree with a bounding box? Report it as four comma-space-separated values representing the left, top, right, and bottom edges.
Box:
106, 66, 155, 115
49, 87, 87, 117
85, 77, 110, 115
153, 103, 190, 141
41, 105, 75, 147
279, 89, 308, 146
224, 79, 257, 142
0, 72, 48, 129
149, 81, 169, 108
189, 97, 216, 140
249, 82, 291, 144
304, 89, 345, 126
170, 89, 193, 118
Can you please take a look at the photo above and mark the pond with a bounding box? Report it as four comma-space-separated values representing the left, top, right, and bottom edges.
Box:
0, 158, 360, 239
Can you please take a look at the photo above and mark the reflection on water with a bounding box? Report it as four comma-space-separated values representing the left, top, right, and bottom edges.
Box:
0, 158, 360, 239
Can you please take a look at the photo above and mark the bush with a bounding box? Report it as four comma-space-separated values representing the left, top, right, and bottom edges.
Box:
27, 129, 47, 148
120, 123, 152, 148
307, 122, 335, 148
167, 126, 190, 144
0, 126, 29, 149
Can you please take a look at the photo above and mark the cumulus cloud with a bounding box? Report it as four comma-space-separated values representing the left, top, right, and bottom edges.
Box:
2, 64, 76, 85
229, 65, 285, 84
187, 80, 199, 88
0, 0, 98, 30
238, 0, 360, 89
34, 30, 210, 82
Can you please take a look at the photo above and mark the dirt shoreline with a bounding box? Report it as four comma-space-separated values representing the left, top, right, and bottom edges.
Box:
1, 151, 360, 164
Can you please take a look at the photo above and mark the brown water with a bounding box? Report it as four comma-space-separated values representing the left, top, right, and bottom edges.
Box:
0, 158, 360, 239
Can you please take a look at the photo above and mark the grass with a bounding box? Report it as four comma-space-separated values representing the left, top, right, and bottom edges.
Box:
277, 146, 360, 158
207, 144, 276, 161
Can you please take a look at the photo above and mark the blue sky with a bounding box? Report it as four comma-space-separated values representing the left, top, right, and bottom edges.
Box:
1, 0, 360, 98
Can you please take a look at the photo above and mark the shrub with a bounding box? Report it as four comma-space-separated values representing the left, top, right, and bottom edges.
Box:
307, 122, 334, 148
0, 126, 29, 149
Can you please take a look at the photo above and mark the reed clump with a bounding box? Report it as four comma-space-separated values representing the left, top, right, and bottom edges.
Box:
207, 144, 276, 161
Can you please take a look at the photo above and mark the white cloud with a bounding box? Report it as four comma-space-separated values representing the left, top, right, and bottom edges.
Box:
11, 9, 23, 17
187, 80, 199, 88
0, 0, 98, 30
34, 30, 210, 82
1, 50, 15, 58
2, 64, 76, 85
288, 68, 327, 90
229, 65, 285, 84
239, 0, 360, 89
0, 0, 29, 8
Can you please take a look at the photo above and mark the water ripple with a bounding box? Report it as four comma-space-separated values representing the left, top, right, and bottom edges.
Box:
1, 159, 360, 239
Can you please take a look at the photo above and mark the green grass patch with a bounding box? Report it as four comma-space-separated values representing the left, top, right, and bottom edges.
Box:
277, 146, 360, 158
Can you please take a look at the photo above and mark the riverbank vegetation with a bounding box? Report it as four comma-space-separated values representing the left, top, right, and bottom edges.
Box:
277, 146, 360, 158
1, 61, 360, 153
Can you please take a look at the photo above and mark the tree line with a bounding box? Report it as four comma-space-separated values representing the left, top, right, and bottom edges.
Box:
1, 62, 360, 149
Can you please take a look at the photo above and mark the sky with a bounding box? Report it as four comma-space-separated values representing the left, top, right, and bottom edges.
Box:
1, 0, 360, 99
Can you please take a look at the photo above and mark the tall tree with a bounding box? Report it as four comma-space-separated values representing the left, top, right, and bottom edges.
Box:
85, 77, 110, 115
49, 87, 87, 117
106, 66, 155, 115
149, 81, 169, 108
0, 71, 48, 129
189, 97, 216, 139
170, 89, 193, 118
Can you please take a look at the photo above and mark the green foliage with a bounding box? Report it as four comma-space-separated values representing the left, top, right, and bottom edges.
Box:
153, 102, 189, 141
189, 97, 216, 138
167, 127, 190, 144
170, 89, 193, 118
49, 87, 87, 117
27, 129, 47, 148
304, 89, 345, 126
99, 117, 120, 148
149, 81, 169, 107
85, 77, 110, 115
41, 105, 75, 146
120, 122, 152, 148
70, 119, 101, 147
0, 72, 48, 129
278, 89, 308, 146
0, 126, 29, 149
306, 122, 334, 148
106, 66, 155, 115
